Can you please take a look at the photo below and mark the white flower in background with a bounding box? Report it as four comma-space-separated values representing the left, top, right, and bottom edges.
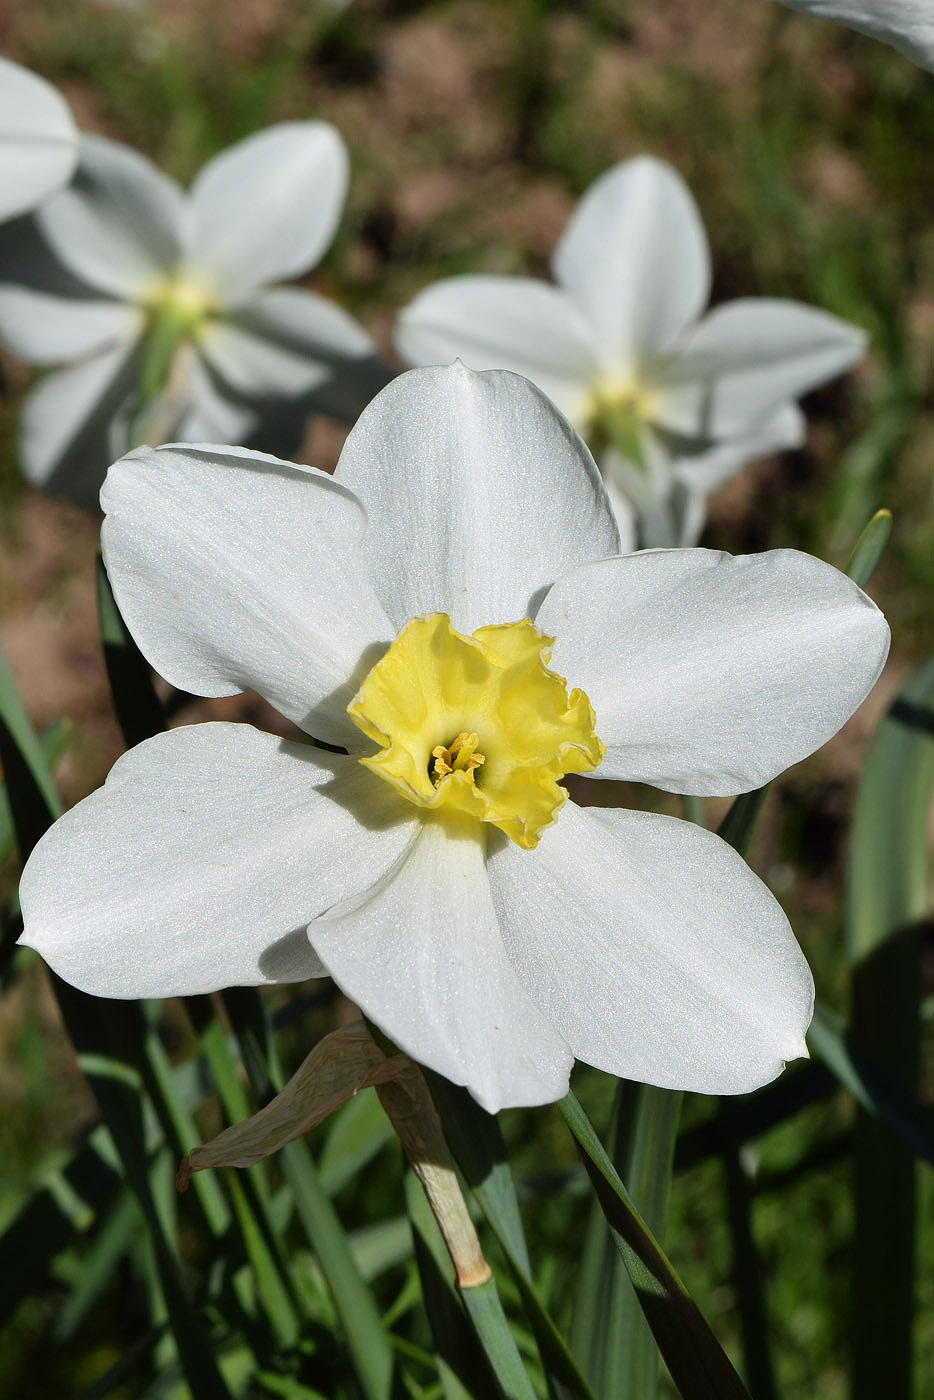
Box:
396, 157, 866, 548
19, 366, 889, 1112
773, 0, 934, 70
0, 59, 78, 222
0, 123, 390, 503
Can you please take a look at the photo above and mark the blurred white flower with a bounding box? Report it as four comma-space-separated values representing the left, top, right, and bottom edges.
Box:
396, 157, 866, 547
0, 58, 78, 221
773, 0, 934, 70
20, 365, 889, 1112
0, 124, 390, 503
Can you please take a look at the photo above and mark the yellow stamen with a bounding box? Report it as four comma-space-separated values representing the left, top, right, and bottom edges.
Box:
431, 732, 485, 784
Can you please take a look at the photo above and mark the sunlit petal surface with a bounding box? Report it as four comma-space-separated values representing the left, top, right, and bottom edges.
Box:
310, 816, 575, 1112
538, 547, 889, 792
101, 443, 394, 747
334, 364, 619, 634
20, 725, 416, 997
487, 802, 814, 1095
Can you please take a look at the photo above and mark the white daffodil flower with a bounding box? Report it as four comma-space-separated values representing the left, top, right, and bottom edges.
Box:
773, 0, 934, 70
396, 157, 866, 549
0, 59, 77, 222
19, 366, 889, 1113
0, 124, 390, 503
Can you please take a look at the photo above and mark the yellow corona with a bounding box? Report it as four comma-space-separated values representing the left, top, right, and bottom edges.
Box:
348, 613, 604, 849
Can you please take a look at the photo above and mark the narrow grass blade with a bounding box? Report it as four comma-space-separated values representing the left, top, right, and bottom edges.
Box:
0, 720, 68, 863
806, 1004, 934, 1162
570, 1081, 682, 1399
346, 1215, 413, 1283
0, 640, 62, 858
54, 1188, 143, 1342
559, 1093, 750, 1400
828, 378, 916, 544
404, 1169, 498, 1400
715, 788, 768, 855
57, 985, 236, 1400
0, 1130, 121, 1324
717, 1101, 778, 1400
845, 509, 892, 588
96, 553, 166, 748
184, 997, 306, 1346
428, 1076, 597, 1400
460, 1277, 539, 1400
846, 659, 934, 1399
221, 990, 396, 1400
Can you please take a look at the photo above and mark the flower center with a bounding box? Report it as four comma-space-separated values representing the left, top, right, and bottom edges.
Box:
137, 271, 219, 407
431, 731, 485, 784
585, 375, 659, 472
587, 374, 658, 426
144, 271, 217, 329
347, 613, 604, 850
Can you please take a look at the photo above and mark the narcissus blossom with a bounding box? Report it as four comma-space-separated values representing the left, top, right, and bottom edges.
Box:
19, 367, 889, 1112
0, 59, 77, 221
0, 123, 390, 502
773, 0, 934, 70
397, 157, 866, 548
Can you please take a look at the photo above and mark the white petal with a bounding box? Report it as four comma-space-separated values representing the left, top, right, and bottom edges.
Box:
653, 299, 866, 438
334, 363, 620, 634
176, 349, 260, 443
20, 338, 140, 503
552, 157, 711, 371
0, 284, 141, 363
670, 402, 806, 497
670, 488, 708, 549
0, 59, 78, 221
488, 802, 814, 1095
773, 0, 934, 69
200, 288, 390, 421
309, 817, 575, 1113
538, 548, 890, 794
37, 134, 184, 298
19, 724, 416, 998
395, 276, 598, 426
184, 122, 348, 302
599, 469, 639, 553
100, 443, 394, 747
599, 436, 684, 550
